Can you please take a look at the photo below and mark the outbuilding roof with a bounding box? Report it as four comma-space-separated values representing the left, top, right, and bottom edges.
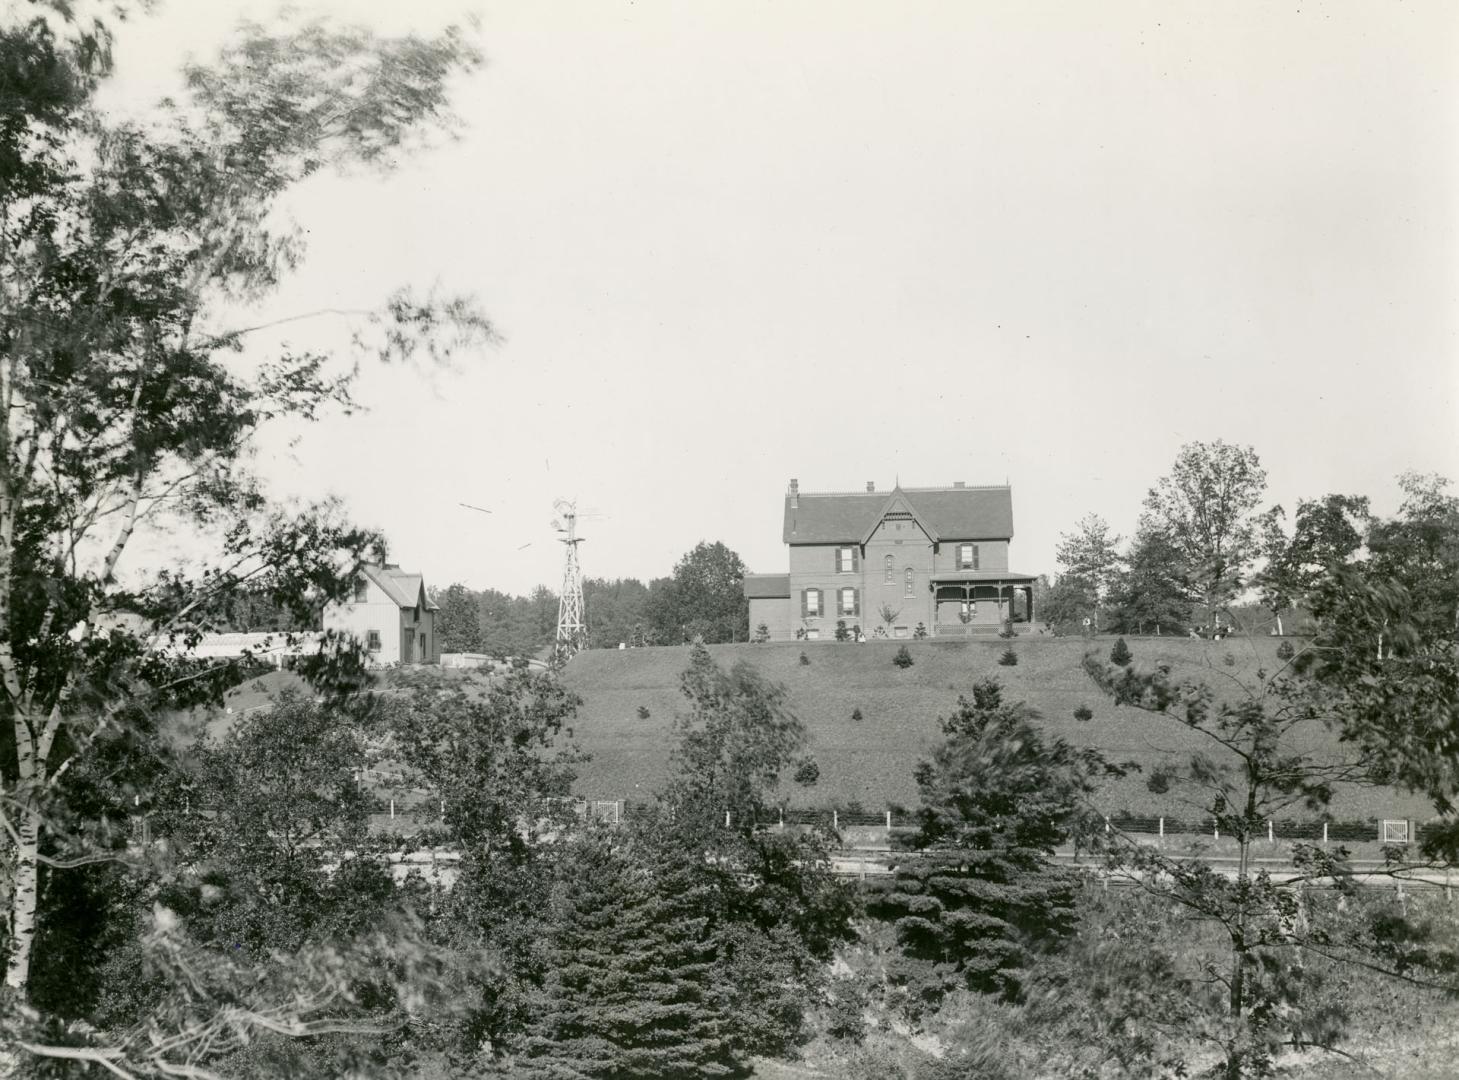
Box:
742, 573, 791, 599
363, 564, 441, 611
782, 485, 1014, 545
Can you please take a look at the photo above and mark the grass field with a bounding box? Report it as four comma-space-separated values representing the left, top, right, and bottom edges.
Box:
559, 636, 1436, 823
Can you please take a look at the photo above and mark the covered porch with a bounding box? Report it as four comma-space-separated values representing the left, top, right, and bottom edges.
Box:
929, 570, 1038, 637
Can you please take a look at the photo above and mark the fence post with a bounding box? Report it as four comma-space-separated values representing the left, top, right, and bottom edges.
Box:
833, 809, 839, 832
886, 809, 892, 830
1322, 822, 1329, 846
1213, 821, 1219, 840
1104, 815, 1110, 835
1158, 816, 1164, 838
779, 806, 784, 827
725, 810, 731, 828
389, 797, 395, 820
1268, 819, 1274, 843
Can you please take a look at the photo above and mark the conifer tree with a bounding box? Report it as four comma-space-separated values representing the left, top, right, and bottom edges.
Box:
518, 831, 737, 1080
874, 679, 1114, 1003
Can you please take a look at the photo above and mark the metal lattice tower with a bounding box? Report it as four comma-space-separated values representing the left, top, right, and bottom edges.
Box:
553, 499, 586, 660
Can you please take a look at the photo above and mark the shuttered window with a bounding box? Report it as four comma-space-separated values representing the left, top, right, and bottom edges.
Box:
840, 587, 859, 617
803, 588, 821, 617
958, 543, 979, 570
837, 546, 859, 573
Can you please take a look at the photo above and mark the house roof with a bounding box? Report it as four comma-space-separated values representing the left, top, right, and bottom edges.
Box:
782, 485, 1014, 545
363, 564, 441, 611
743, 573, 791, 599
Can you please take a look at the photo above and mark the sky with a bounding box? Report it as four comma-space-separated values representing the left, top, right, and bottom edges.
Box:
103, 0, 1459, 596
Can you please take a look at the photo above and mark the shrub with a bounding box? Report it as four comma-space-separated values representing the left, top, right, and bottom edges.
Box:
835, 620, 851, 642
913, 623, 928, 640
851, 707, 863, 722
1073, 705, 1093, 722
893, 646, 914, 669
1223, 651, 1236, 667
636, 705, 650, 720
793, 758, 820, 786
799, 651, 811, 666
823, 979, 868, 1044
1276, 639, 1295, 660
1109, 637, 1132, 667
753, 623, 770, 644
998, 647, 1018, 666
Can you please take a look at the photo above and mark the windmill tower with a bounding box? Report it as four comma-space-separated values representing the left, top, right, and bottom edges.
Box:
552, 499, 586, 660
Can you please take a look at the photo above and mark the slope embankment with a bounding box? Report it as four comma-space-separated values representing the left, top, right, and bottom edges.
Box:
559, 636, 1434, 822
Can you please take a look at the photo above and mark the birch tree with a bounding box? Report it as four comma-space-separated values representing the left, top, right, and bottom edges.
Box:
0, 3, 489, 1001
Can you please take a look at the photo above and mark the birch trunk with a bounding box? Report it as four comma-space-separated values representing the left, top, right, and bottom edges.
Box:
4, 809, 41, 990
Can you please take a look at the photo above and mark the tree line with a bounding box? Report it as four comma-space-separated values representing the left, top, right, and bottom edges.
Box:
1038, 440, 1457, 645
431, 539, 752, 657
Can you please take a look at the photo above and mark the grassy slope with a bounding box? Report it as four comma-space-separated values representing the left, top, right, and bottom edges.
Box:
559, 637, 1434, 821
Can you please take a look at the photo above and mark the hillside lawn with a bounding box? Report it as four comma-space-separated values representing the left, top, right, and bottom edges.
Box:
559, 636, 1435, 823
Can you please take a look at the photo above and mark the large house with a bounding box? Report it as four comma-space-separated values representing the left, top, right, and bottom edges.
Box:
323, 563, 440, 665
743, 480, 1038, 641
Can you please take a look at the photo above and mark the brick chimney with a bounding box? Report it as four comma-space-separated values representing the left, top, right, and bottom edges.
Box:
789, 478, 799, 509
866, 481, 875, 492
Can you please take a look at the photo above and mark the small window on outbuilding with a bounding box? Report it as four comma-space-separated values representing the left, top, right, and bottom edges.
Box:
366, 629, 382, 651
354, 578, 369, 603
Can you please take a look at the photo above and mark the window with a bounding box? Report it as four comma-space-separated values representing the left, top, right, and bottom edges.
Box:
840, 587, 857, 617
904, 568, 915, 597
806, 588, 821, 617
958, 543, 979, 570
837, 546, 856, 573
354, 578, 369, 603
366, 629, 382, 651
884, 555, 894, 583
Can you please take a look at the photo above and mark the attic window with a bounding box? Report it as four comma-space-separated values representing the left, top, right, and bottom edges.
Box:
354, 579, 369, 603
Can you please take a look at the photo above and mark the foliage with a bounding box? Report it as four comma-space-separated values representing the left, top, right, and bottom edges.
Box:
836, 619, 851, 642
753, 622, 770, 644
0, 2, 486, 1013
793, 758, 820, 786
1301, 472, 1459, 857
1054, 514, 1122, 630
997, 647, 1018, 666
1083, 646, 1459, 1077
1109, 637, 1132, 666
1275, 639, 1295, 660
435, 582, 483, 653
654, 541, 749, 644
1140, 440, 1268, 622
872, 679, 1114, 1007
851, 707, 863, 721
514, 828, 739, 1080
636, 704, 650, 719
1106, 525, 1192, 635
913, 623, 928, 640
662, 643, 806, 831
878, 603, 902, 630
1254, 494, 1370, 635
799, 650, 810, 665
1072, 705, 1093, 722
893, 646, 914, 669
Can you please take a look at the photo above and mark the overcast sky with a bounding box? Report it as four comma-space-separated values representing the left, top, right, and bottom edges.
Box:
106, 1, 1459, 596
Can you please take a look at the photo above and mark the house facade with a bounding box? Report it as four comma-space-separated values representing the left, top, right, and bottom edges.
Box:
744, 480, 1037, 641
322, 563, 440, 665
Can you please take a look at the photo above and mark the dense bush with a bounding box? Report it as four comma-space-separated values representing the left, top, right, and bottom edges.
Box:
998, 647, 1018, 666
893, 646, 914, 669
1109, 637, 1132, 666
1276, 639, 1295, 660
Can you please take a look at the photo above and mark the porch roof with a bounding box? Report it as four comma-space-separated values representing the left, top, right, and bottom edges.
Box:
929, 569, 1039, 585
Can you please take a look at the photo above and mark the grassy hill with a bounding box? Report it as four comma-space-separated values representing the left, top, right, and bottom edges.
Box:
559, 636, 1434, 823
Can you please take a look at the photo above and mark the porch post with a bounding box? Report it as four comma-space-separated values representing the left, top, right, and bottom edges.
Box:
1026, 585, 1035, 626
